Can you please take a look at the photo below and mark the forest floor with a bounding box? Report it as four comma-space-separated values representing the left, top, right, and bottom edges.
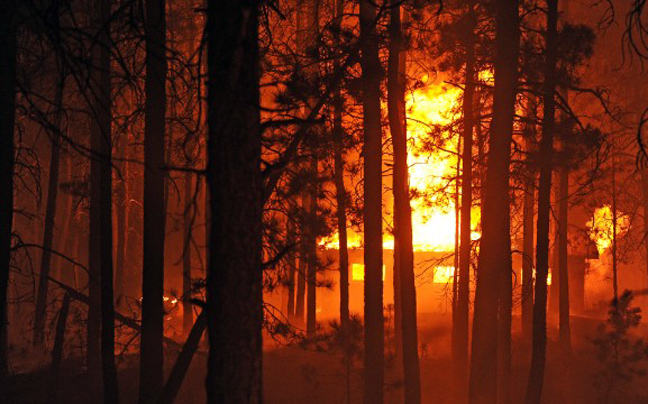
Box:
5, 313, 648, 404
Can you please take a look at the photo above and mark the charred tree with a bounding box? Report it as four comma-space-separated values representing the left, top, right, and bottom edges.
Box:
360, 0, 384, 401
468, 0, 519, 402
205, 0, 263, 402
0, 0, 16, 380
388, 3, 421, 403
139, 0, 167, 402
525, 0, 559, 402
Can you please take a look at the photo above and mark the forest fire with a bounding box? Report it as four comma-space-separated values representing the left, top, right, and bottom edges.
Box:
5, 0, 648, 403
321, 78, 480, 253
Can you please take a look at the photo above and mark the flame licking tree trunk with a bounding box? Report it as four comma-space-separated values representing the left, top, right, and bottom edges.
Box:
388, 2, 421, 403
455, 0, 476, 390
525, 0, 559, 402
469, 0, 519, 403
140, 0, 167, 402
0, 0, 16, 379
360, 0, 384, 401
205, 0, 263, 402
90, 0, 118, 400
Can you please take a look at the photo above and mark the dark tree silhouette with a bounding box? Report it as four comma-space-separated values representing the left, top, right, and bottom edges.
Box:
205, 0, 263, 402
469, 0, 519, 403
455, 0, 477, 388
332, 0, 350, 340
139, 0, 167, 402
33, 73, 63, 347
525, 0, 559, 402
360, 0, 384, 401
521, 97, 537, 343
388, 2, 421, 403
90, 0, 118, 401
0, 0, 17, 381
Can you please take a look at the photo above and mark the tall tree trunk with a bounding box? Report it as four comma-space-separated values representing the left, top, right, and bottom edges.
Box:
181, 0, 199, 342
388, 3, 421, 403
557, 165, 571, 352
139, 0, 167, 401
360, 0, 384, 401
455, 1, 476, 388
115, 135, 128, 306
34, 81, 63, 347
89, 0, 119, 401
521, 98, 536, 343
522, 177, 535, 342
182, 170, 193, 338
497, 259, 513, 404
469, 0, 519, 403
525, 0, 558, 402
56, 152, 74, 284
611, 156, 618, 300
88, 4, 105, 387
296, 198, 307, 323
295, 0, 320, 340
333, 0, 349, 339
557, 0, 572, 354
331, 0, 350, 389
286, 218, 297, 320
205, 0, 263, 402
306, 154, 318, 339
0, 0, 16, 380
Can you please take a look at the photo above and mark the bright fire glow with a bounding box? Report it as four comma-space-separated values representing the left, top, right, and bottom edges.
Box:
351, 263, 386, 282
320, 76, 480, 252
532, 268, 552, 286
587, 205, 629, 256
432, 266, 455, 284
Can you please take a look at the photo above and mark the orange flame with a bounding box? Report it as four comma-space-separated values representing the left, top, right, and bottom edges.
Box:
320, 76, 480, 252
